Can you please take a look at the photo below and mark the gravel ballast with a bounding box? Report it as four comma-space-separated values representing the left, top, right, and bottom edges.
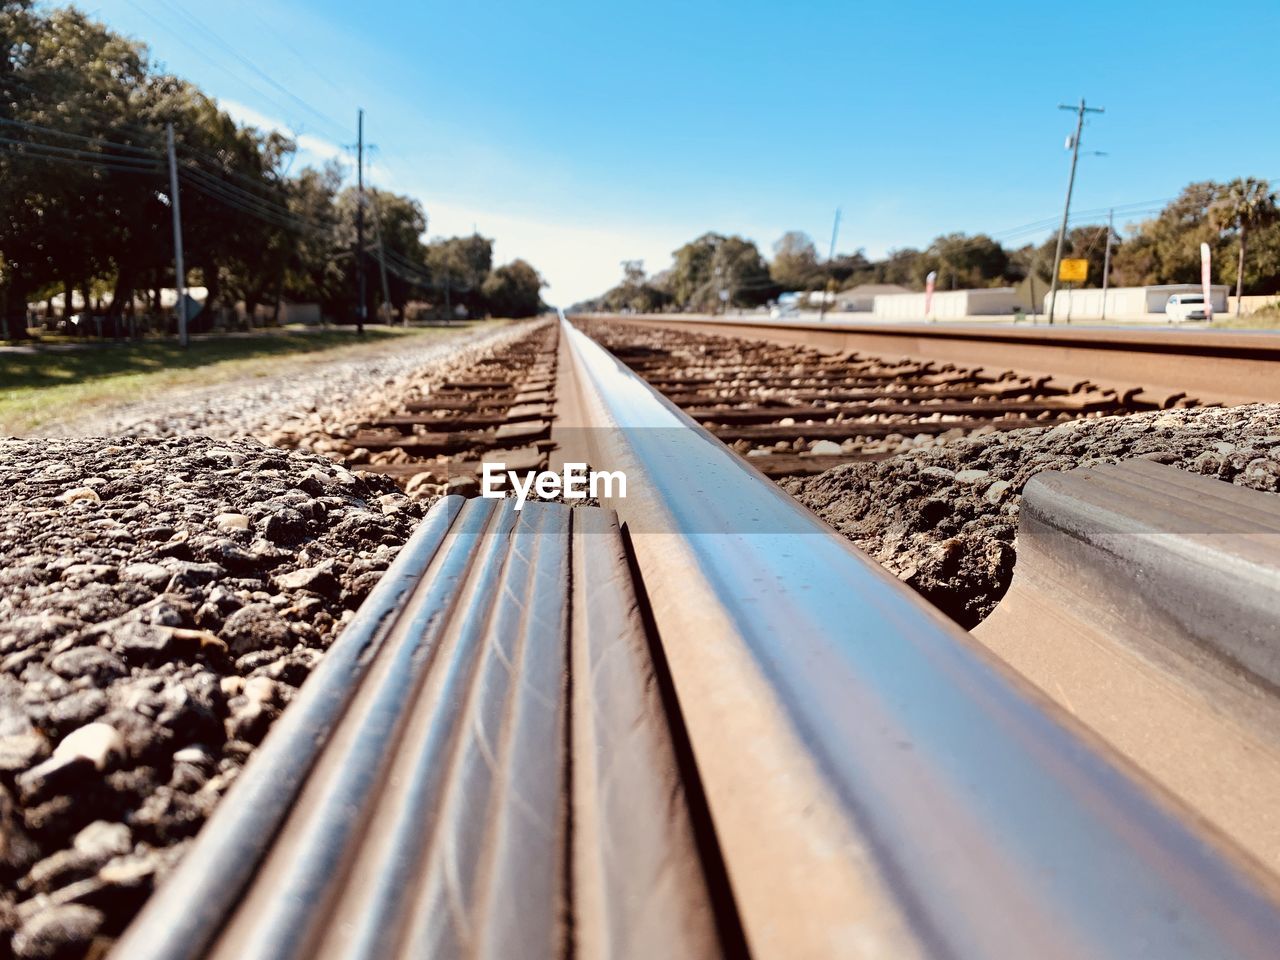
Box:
0, 436, 433, 957
45, 322, 517, 441
781, 404, 1280, 628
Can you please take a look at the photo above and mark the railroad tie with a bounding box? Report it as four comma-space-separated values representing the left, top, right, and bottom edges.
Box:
113, 496, 723, 960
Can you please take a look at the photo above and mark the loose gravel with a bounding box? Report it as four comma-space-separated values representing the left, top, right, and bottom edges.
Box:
0, 436, 431, 957
781, 404, 1280, 628
46, 323, 517, 442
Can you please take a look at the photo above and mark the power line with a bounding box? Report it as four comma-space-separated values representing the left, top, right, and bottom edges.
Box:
239, 6, 356, 102
120, 0, 347, 146
179, 160, 332, 230
0, 116, 158, 157
0, 134, 162, 169
180, 172, 333, 237
0, 116, 332, 233
149, 0, 351, 144
0, 147, 163, 176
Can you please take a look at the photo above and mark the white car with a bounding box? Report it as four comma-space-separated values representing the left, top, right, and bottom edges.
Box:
1165, 294, 1209, 322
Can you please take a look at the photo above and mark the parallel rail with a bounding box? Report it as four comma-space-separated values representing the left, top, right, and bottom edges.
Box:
596, 313, 1280, 406
113, 317, 1280, 959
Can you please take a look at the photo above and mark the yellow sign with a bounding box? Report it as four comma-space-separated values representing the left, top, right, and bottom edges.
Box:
1059, 258, 1089, 282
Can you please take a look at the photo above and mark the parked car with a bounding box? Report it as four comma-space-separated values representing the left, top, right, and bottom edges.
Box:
59, 312, 92, 334
1165, 294, 1208, 322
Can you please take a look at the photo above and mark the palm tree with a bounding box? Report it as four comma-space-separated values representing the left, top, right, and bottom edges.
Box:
1212, 178, 1279, 315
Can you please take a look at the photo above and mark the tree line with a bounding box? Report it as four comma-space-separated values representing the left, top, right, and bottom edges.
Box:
0, 2, 546, 340
583, 177, 1279, 314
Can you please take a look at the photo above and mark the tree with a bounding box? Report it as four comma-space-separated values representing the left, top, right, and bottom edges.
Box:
712, 235, 774, 307
1111, 181, 1221, 288
668, 232, 773, 310
425, 234, 493, 318
771, 231, 823, 290
920, 233, 1013, 289
364, 188, 428, 322
0, 4, 544, 339
599, 261, 672, 313
1031, 225, 1114, 288
1211, 177, 1278, 313
828, 250, 871, 288
283, 164, 344, 309
481, 259, 545, 318
871, 248, 925, 288
668, 233, 722, 308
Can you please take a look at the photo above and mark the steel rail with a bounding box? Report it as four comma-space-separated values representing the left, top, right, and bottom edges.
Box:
559, 316, 1280, 959
599, 313, 1280, 405
113, 495, 722, 960
975, 459, 1280, 876
109, 496, 465, 957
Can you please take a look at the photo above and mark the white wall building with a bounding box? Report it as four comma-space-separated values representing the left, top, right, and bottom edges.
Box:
1043, 284, 1229, 321
872, 287, 1023, 320
837, 284, 910, 312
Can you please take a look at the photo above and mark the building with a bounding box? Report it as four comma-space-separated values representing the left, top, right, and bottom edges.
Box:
1043, 284, 1229, 321
872, 287, 1024, 321
836, 284, 910, 312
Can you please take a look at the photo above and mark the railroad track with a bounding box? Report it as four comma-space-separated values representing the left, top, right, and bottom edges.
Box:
574, 317, 1182, 478
109, 315, 1280, 958
342, 319, 560, 491
607, 312, 1280, 407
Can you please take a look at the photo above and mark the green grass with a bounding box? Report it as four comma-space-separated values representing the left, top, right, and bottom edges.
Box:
1, 322, 501, 435
1211, 306, 1280, 330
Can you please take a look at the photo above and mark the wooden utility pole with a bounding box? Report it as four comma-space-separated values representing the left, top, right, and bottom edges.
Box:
818, 207, 841, 321
165, 123, 189, 347
1101, 208, 1114, 321
355, 108, 366, 335
1236, 221, 1248, 316
370, 195, 393, 323
1047, 98, 1104, 325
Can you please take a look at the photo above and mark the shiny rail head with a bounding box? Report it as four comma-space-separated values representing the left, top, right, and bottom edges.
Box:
559, 316, 1280, 959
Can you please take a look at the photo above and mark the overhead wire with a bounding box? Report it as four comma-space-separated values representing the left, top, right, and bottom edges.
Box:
179, 171, 333, 238
1, 147, 164, 176
0, 116, 159, 157
166, 2, 350, 143
179, 161, 326, 228
0, 134, 162, 170
124, 0, 352, 147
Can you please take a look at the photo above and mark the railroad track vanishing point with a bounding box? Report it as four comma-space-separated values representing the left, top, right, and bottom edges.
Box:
102, 313, 1280, 959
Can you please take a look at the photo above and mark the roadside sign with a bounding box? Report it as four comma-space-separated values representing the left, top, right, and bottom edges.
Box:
1059, 259, 1088, 282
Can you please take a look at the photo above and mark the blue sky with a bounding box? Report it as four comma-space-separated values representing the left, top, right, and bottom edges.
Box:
80, 0, 1280, 303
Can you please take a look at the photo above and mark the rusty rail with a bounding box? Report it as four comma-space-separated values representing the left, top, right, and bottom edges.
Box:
596, 313, 1280, 406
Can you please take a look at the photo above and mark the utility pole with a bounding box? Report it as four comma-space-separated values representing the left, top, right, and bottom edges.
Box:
1100, 208, 1114, 322
370, 195, 393, 323
818, 207, 841, 321
1047, 98, 1104, 325
355, 108, 366, 335
165, 124, 189, 348
1027, 258, 1038, 322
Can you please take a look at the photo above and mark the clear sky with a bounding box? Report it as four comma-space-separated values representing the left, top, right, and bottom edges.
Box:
78, 0, 1280, 304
